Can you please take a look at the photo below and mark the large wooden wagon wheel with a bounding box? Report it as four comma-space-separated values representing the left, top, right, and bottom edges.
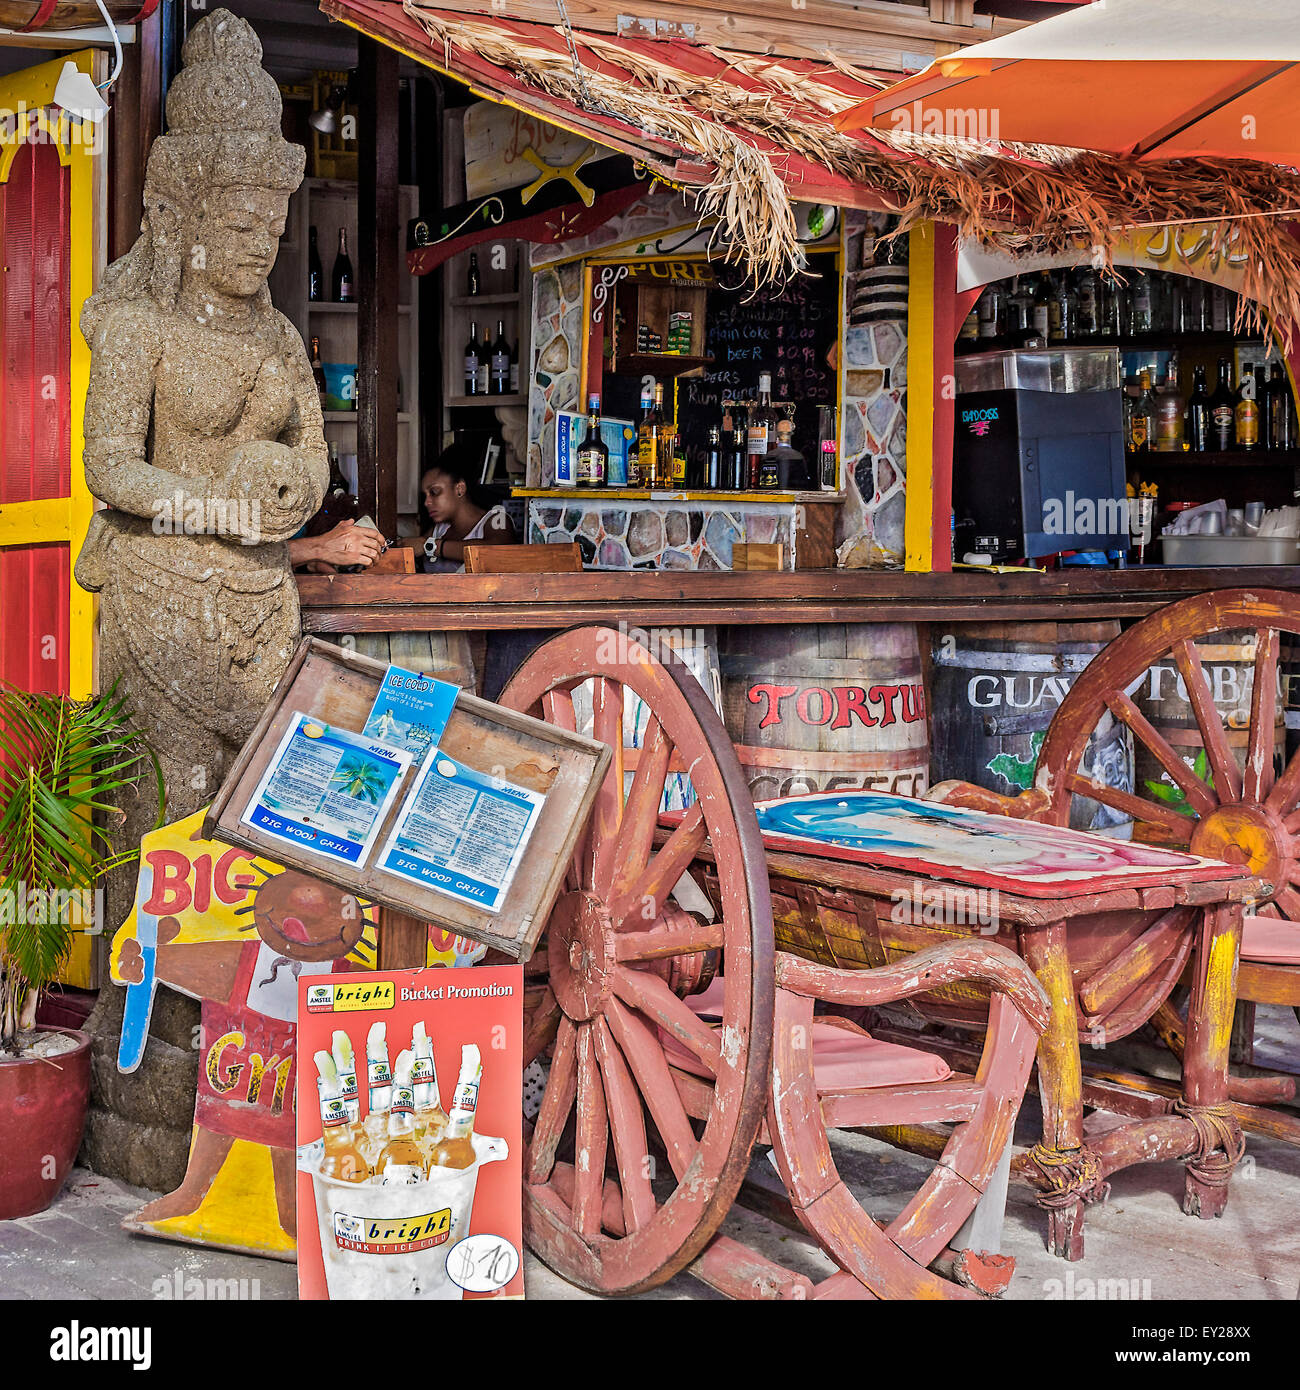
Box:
498, 627, 774, 1295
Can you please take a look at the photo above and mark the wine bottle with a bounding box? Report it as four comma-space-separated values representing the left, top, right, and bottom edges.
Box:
705, 426, 722, 490
331, 227, 354, 302
310, 335, 327, 406
308, 226, 324, 302
464, 321, 482, 397
1266, 362, 1294, 451
509, 339, 520, 394
490, 320, 510, 395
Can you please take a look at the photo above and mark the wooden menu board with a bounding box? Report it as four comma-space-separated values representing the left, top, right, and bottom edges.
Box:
204, 638, 610, 961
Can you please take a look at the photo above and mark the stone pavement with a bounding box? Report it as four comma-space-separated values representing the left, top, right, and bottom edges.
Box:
5, 1007, 1299, 1303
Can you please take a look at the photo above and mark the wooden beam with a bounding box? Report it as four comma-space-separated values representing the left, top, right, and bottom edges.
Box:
391, 0, 1026, 70
356, 35, 401, 538
110, 8, 161, 259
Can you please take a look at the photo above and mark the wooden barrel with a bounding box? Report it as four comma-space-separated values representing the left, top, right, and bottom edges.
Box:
929, 621, 1134, 836
0, 1, 158, 28
1135, 630, 1285, 808
323, 630, 476, 693
720, 624, 928, 803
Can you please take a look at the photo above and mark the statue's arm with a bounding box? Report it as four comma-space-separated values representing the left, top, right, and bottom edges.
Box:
82, 306, 198, 518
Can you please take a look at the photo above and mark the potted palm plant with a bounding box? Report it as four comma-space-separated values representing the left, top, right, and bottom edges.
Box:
0, 683, 160, 1219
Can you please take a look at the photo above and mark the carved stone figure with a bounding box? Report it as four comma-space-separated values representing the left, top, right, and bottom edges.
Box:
74, 8, 327, 1187
75, 8, 327, 829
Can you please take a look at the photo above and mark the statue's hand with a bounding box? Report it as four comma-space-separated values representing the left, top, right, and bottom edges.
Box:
215, 439, 322, 544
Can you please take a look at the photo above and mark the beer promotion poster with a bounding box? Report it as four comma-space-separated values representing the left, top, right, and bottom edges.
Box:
296, 963, 524, 1301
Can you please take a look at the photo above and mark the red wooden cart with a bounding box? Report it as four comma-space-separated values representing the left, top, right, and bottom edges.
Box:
484, 621, 1267, 1296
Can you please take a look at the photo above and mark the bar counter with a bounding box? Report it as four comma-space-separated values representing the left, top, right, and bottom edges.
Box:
298, 565, 1300, 633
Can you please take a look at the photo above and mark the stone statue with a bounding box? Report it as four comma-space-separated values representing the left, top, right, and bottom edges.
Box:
75, 7, 327, 829
74, 8, 327, 1187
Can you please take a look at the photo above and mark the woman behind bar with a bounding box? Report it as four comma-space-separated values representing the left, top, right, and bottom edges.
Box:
419, 441, 516, 573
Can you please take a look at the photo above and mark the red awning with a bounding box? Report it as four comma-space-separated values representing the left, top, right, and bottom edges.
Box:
319, 0, 905, 212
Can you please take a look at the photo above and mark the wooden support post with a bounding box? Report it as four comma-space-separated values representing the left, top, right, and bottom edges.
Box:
356, 36, 400, 538
110, 7, 162, 258
904, 220, 957, 574
377, 907, 427, 970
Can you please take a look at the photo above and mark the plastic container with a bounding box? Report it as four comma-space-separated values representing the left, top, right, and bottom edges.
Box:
307, 1132, 508, 1300
1160, 534, 1300, 566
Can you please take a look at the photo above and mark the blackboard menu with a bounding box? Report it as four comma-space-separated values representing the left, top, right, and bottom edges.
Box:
678, 251, 840, 481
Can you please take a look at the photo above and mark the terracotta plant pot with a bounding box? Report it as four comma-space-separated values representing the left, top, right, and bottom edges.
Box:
0, 1028, 91, 1220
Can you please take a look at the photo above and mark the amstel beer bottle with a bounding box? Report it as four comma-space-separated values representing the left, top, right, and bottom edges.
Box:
313, 1050, 367, 1184
426, 1044, 482, 1173
410, 1021, 448, 1151
376, 1050, 425, 1185
361, 1021, 393, 1171
332, 1030, 360, 1124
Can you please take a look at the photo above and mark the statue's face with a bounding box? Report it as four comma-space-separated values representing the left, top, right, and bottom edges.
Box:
193, 186, 291, 299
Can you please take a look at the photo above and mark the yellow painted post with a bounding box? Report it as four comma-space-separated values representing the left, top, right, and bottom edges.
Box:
904, 223, 937, 572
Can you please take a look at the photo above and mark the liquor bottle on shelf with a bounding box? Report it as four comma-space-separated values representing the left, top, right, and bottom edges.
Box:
467, 251, 481, 297
331, 227, 354, 302
977, 282, 1002, 342
1210, 283, 1231, 333
705, 426, 722, 489
1266, 362, 1294, 450
1210, 357, 1235, 450
310, 335, 327, 406
489, 320, 510, 395
958, 304, 979, 344
746, 373, 776, 489
410, 1021, 448, 1151
307, 225, 324, 302
1126, 370, 1156, 453
427, 1045, 482, 1173
376, 1050, 425, 1185
630, 383, 654, 487
654, 388, 677, 489
464, 321, 483, 397
1049, 270, 1074, 343
576, 395, 609, 487
1031, 272, 1052, 343
1074, 265, 1099, 338
509, 339, 520, 394
1098, 272, 1122, 338
313, 1050, 367, 1184
728, 427, 747, 491
1187, 364, 1211, 451
1006, 276, 1034, 346
1127, 269, 1153, 335
1235, 362, 1260, 450
1154, 358, 1184, 453
761, 419, 803, 489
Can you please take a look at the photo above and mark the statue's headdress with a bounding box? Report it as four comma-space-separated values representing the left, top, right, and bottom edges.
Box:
85, 9, 305, 331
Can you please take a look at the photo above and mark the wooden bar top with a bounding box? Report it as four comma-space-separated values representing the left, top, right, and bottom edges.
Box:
298, 565, 1300, 632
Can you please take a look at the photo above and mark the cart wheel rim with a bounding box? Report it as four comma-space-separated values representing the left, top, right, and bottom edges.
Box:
499, 625, 774, 1295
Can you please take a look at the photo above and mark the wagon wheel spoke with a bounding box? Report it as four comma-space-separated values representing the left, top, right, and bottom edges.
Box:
611, 963, 721, 1074
1062, 772, 1196, 842
610, 803, 706, 931
1243, 627, 1280, 804
573, 1022, 609, 1238
592, 1016, 657, 1234
1266, 744, 1300, 818
527, 1016, 578, 1185
1105, 689, 1218, 820
608, 716, 674, 906
615, 919, 726, 962
589, 676, 627, 898
523, 986, 561, 1067
1172, 639, 1243, 804
605, 996, 698, 1182
543, 689, 589, 891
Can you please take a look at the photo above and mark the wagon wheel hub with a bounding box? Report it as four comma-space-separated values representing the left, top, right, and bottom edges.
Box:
548, 890, 616, 1022
1190, 804, 1286, 898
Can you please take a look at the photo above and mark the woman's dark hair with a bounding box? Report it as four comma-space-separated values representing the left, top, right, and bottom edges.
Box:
418, 439, 496, 530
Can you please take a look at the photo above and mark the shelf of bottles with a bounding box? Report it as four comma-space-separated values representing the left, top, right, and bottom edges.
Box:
445, 246, 528, 411
961, 266, 1299, 465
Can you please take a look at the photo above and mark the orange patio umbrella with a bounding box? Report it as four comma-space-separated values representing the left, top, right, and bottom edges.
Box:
836, 0, 1300, 166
